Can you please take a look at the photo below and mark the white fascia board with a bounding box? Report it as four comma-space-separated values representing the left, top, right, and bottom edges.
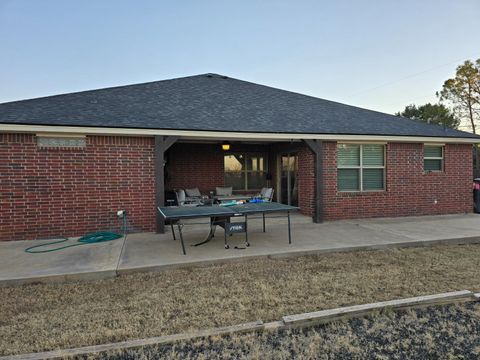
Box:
0, 123, 479, 144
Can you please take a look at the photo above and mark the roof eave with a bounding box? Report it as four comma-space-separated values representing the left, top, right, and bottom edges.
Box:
0, 123, 479, 143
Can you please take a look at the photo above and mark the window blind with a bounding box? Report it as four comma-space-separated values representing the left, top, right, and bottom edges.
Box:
337, 144, 385, 191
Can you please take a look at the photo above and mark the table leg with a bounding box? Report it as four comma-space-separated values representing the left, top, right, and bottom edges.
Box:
262, 212, 266, 232
245, 214, 250, 247
170, 223, 176, 241
224, 228, 229, 249
287, 211, 292, 244
177, 223, 186, 255
210, 217, 215, 238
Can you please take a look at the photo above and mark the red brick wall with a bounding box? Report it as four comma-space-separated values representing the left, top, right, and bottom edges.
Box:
297, 141, 473, 219
297, 145, 315, 216
322, 142, 473, 220
0, 134, 155, 241
166, 143, 225, 193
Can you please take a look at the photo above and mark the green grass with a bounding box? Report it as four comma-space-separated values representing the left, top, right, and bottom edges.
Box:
1, 243, 480, 356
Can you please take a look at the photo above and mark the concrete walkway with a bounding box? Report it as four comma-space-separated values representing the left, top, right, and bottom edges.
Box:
1, 213, 480, 287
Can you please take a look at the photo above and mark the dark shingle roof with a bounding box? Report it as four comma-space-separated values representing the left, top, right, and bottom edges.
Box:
0, 73, 477, 139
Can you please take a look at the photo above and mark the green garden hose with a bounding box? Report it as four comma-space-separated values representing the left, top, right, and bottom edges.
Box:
24, 231, 123, 253
25, 213, 128, 253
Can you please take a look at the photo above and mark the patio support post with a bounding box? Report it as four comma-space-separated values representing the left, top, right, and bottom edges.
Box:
303, 139, 324, 223
155, 135, 178, 233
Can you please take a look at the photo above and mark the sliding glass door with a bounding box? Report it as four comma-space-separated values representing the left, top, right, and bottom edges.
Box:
279, 153, 298, 206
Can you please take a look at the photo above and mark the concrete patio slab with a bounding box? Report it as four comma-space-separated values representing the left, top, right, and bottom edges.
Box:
117, 213, 480, 274
1, 213, 479, 287
0, 236, 126, 287
349, 214, 480, 241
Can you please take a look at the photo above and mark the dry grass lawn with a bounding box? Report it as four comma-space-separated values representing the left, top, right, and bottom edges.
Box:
1, 243, 480, 356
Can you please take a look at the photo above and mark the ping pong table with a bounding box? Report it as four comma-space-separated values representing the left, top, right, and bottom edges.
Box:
158, 202, 299, 255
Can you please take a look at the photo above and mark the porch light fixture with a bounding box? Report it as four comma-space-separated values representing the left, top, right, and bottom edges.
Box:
221, 141, 231, 151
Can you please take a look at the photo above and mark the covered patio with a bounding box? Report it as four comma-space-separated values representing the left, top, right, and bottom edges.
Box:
156, 136, 324, 234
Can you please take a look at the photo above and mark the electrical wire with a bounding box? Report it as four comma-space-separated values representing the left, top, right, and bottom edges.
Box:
347, 53, 480, 99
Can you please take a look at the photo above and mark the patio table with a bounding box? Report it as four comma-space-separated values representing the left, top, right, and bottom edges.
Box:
158, 202, 298, 255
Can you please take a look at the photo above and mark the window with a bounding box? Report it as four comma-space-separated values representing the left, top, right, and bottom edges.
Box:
224, 153, 267, 190
424, 145, 443, 172
337, 144, 385, 191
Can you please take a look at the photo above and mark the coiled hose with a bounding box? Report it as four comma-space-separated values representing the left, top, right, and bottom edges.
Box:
25, 214, 127, 253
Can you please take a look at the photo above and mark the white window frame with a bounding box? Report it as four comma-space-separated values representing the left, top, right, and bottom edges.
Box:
337, 143, 386, 192
424, 144, 444, 172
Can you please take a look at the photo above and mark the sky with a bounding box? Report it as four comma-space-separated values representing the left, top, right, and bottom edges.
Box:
0, 0, 479, 120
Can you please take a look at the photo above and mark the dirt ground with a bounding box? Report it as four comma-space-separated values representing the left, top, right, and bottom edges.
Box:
1, 243, 480, 356
96, 302, 480, 360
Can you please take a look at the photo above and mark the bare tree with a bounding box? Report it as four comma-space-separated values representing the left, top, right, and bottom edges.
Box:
437, 59, 480, 134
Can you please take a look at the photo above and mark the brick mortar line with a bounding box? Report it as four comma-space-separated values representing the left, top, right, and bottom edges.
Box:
1, 290, 476, 360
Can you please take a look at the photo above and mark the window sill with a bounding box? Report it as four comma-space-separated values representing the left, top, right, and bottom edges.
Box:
337, 190, 387, 195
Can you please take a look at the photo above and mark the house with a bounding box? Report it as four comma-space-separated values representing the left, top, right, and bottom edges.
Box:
0, 73, 478, 241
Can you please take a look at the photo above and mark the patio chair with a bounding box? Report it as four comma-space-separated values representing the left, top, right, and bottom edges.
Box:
175, 189, 202, 206
185, 187, 203, 200
258, 187, 274, 202
215, 186, 233, 196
